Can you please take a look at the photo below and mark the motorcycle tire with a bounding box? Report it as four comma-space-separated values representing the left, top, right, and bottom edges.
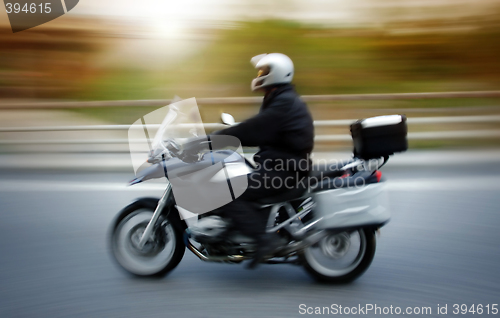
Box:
301, 228, 376, 283
109, 201, 185, 277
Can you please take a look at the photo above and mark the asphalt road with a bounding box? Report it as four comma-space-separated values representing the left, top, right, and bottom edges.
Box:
1, 162, 500, 318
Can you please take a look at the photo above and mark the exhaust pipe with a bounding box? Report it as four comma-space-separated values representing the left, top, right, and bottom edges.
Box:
184, 229, 327, 263
184, 233, 247, 263
276, 230, 327, 256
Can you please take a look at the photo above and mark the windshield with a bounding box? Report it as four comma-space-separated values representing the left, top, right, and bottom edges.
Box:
128, 98, 205, 174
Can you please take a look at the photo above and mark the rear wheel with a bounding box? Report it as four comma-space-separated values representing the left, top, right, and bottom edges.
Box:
110, 205, 185, 277
301, 228, 376, 283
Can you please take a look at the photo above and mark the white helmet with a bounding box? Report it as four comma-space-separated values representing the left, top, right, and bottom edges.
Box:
250, 53, 294, 91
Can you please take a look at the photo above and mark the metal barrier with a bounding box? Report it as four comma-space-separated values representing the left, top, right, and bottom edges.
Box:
1, 91, 499, 147
1, 90, 500, 109
0, 115, 499, 144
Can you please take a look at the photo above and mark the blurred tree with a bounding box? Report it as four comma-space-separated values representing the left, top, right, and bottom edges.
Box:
0, 18, 106, 99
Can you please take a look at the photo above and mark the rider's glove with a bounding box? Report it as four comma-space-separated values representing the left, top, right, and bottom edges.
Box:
179, 136, 211, 163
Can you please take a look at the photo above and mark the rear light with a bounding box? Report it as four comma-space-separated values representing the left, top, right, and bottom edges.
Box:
374, 170, 382, 182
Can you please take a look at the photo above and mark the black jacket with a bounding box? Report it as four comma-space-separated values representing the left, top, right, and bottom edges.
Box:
217, 84, 314, 173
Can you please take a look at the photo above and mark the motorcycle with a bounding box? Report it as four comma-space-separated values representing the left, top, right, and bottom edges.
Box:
109, 100, 407, 283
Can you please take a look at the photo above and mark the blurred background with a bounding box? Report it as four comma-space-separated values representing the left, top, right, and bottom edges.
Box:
1, 1, 500, 317
1, 0, 500, 154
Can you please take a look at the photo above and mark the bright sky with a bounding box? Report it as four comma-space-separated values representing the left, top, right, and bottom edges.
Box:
1, 0, 496, 30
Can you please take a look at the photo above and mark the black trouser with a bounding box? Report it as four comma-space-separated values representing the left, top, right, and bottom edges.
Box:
221, 167, 300, 240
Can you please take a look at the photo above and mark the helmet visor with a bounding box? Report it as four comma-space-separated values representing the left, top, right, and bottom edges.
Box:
257, 66, 270, 78
250, 53, 267, 67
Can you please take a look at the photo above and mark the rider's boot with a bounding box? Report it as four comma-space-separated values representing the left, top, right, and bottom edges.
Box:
246, 232, 281, 269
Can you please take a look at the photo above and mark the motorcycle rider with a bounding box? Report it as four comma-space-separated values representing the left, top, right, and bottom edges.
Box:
213, 53, 315, 268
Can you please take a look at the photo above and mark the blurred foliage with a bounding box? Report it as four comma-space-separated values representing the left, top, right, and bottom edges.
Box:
2, 18, 500, 100
193, 20, 500, 95
75, 69, 169, 101
0, 25, 104, 99
72, 19, 500, 101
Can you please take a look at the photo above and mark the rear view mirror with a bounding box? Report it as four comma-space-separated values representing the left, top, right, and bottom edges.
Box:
221, 113, 236, 126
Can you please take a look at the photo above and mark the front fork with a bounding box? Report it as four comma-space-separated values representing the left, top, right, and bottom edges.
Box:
137, 183, 172, 249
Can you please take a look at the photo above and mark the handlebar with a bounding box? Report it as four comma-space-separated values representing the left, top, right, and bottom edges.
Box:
147, 136, 212, 164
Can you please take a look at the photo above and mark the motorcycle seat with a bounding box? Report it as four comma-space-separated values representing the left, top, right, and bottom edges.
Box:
257, 187, 307, 205
309, 160, 352, 181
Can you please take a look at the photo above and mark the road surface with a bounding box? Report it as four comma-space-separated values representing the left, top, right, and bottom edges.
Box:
0, 159, 499, 317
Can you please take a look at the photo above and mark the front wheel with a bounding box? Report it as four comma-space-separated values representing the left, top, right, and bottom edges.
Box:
301, 228, 376, 283
110, 204, 185, 277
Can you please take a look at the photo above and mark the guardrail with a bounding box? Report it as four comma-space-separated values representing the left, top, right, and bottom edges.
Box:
1, 115, 500, 133
1, 91, 499, 148
0, 115, 499, 144
1, 90, 500, 109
